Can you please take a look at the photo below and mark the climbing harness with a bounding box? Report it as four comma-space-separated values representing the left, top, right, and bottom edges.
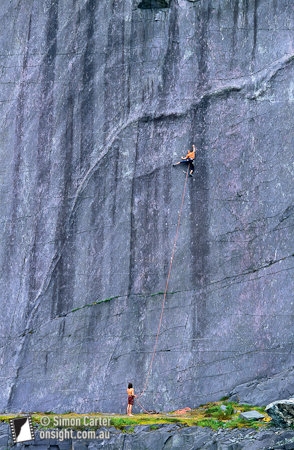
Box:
137, 166, 190, 409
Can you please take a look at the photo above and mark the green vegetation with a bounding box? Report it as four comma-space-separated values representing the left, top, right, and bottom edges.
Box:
150, 424, 161, 430
223, 416, 260, 430
225, 403, 235, 416
0, 401, 272, 433
204, 404, 234, 420
196, 418, 223, 430
70, 295, 121, 314
70, 290, 183, 315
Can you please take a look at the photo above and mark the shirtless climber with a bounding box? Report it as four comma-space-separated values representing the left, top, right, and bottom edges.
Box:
173, 144, 196, 176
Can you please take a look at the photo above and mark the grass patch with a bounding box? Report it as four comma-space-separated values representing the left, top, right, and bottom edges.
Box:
224, 403, 235, 416
196, 418, 224, 430
150, 424, 161, 430
224, 416, 261, 430
204, 404, 234, 420
111, 417, 133, 430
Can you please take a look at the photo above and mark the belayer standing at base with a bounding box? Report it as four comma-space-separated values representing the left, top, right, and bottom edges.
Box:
173, 144, 196, 176
127, 383, 137, 416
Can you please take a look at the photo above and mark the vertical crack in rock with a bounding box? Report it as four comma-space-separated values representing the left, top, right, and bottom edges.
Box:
189, 1, 210, 339
189, 100, 210, 339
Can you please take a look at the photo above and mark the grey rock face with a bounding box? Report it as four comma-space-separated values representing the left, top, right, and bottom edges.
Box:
266, 399, 294, 428
0, 0, 293, 414
229, 366, 294, 406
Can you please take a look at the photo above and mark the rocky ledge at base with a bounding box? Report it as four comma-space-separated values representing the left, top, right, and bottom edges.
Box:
2, 423, 294, 450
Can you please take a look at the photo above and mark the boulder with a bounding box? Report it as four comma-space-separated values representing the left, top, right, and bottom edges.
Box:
266, 399, 294, 428
239, 411, 265, 421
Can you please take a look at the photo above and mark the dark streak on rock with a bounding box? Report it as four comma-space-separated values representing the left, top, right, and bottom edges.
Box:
104, 0, 130, 136
251, 0, 258, 63
196, 0, 210, 90
80, 0, 96, 173
6, 13, 32, 274
28, 0, 59, 301
128, 122, 161, 294
110, 143, 120, 224
243, 0, 249, 29
160, 0, 180, 96
138, 0, 170, 9
278, 205, 294, 225
7, 1, 59, 409
231, 0, 239, 64
128, 129, 139, 297
51, 91, 75, 318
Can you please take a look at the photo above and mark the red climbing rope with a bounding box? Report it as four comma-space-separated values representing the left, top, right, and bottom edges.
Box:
138, 166, 190, 402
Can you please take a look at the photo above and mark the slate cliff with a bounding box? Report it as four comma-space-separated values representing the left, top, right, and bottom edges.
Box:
0, 0, 293, 413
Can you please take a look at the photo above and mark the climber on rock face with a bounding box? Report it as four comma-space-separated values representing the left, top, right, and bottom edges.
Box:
173, 144, 196, 176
